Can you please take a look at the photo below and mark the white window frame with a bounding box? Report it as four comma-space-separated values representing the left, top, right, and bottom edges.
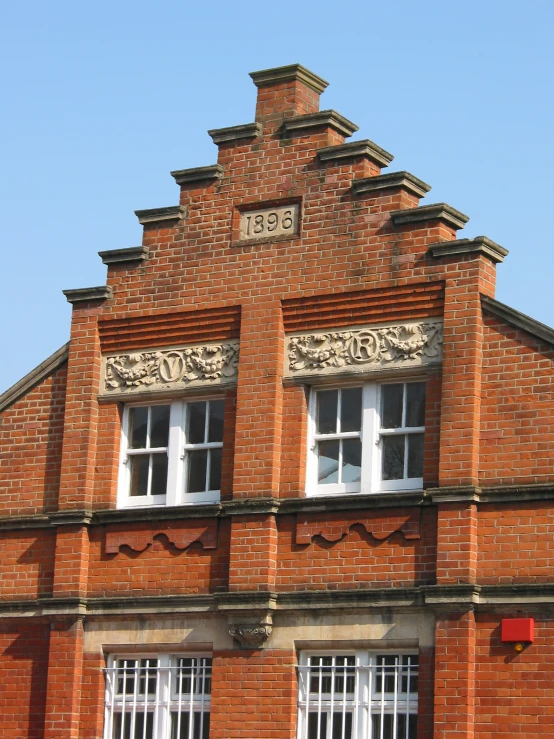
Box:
306, 381, 425, 497
296, 650, 419, 739
103, 653, 211, 739
118, 397, 224, 508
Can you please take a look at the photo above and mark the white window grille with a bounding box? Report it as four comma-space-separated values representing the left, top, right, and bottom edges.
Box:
103, 655, 211, 739
307, 382, 425, 496
297, 652, 418, 739
118, 398, 224, 508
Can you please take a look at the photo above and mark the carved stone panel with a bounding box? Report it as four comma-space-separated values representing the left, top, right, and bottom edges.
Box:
101, 341, 239, 396
286, 321, 442, 378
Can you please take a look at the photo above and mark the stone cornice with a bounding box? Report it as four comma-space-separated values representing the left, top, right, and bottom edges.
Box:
170, 164, 224, 186
318, 140, 394, 168
3, 583, 554, 619
134, 205, 186, 225
49, 510, 93, 526
63, 286, 113, 304
391, 203, 469, 230
481, 295, 554, 347
352, 171, 430, 198
208, 122, 262, 145
0, 342, 69, 414
281, 110, 358, 138
2, 483, 554, 532
98, 246, 148, 265
429, 236, 508, 263
249, 64, 329, 94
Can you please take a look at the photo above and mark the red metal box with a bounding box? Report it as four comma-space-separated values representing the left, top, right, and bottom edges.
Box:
501, 617, 534, 643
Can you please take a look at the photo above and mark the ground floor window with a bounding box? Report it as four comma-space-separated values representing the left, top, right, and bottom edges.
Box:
103, 655, 211, 739
297, 652, 418, 739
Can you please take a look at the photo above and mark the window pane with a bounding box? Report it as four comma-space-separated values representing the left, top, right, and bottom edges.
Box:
382, 384, 404, 428
308, 712, 327, 739
209, 448, 222, 491
150, 405, 170, 447
407, 434, 424, 478
187, 402, 207, 444
113, 712, 154, 739
340, 387, 362, 432
341, 438, 361, 483
129, 455, 149, 496
332, 712, 353, 739
406, 382, 426, 427
208, 400, 225, 443
151, 453, 168, 496
171, 712, 210, 739
187, 449, 208, 493
317, 440, 339, 484
317, 390, 338, 434
129, 407, 148, 449
382, 435, 405, 480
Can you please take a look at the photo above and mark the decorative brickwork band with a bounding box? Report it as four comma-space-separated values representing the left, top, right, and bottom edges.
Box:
296, 510, 421, 545
101, 341, 239, 395
105, 521, 218, 554
287, 321, 442, 377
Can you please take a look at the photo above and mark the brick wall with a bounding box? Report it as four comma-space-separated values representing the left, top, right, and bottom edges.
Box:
0, 363, 66, 515
480, 314, 554, 485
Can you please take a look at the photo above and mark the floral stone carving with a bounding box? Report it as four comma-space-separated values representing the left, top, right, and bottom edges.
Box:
102, 342, 239, 394
229, 624, 273, 649
287, 321, 442, 377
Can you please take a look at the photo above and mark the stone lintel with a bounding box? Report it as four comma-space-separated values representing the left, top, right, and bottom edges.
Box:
63, 286, 113, 304
318, 139, 394, 168
481, 295, 554, 347
170, 164, 224, 186
391, 202, 469, 230
135, 205, 186, 225
208, 122, 262, 145
429, 236, 508, 263
352, 171, 430, 198
281, 110, 358, 138
0, 342, 69, 414
249, 64, 329, 94
98, 246, 149, 265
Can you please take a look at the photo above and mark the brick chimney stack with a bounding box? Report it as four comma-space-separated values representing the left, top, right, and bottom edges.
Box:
250, 63, 328, 123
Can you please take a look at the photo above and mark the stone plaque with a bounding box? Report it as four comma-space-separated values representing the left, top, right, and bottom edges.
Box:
239, 203, 299, 241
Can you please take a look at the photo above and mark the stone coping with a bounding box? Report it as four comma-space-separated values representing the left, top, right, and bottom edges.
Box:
0, 342, 69, 414
134, 205, 186, 225
249, 64, 328, 94
391, 202, 469, 230
208, 122, 262, 145
429, 236, 508, 263
482, 295, 554, 347
352, 171, 430, 198
281, 110, 358, 138
63, 286, 113, 304
318, 139, 394, 168
170, 164, 224, 186
98, 246, 148, 265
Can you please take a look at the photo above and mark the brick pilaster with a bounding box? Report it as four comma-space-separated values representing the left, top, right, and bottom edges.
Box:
44, 618, 84, 739
228, 514, 278, 592
232, 300, 284, 499
434, 609, 476, 739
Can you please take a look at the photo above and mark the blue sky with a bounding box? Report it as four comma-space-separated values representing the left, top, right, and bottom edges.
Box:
1, 0, 553, 392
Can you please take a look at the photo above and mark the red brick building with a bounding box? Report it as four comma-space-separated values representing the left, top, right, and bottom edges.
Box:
1, 64, 553, 739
